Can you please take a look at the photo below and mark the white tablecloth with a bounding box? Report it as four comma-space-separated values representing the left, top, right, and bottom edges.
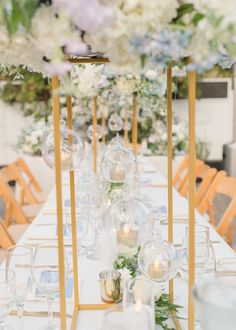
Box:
4, 157, 236, 329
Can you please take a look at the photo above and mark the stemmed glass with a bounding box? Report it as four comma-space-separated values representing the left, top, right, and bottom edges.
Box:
32, 244, 69, 330
87, 192, 104, 260
65, 209, 89, 256
6, 246, 33, 330
0, 270, 14, 330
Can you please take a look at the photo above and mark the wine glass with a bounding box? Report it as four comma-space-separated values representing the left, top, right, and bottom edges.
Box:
65, 209, 89, 256
6, 246, 33, 330
86, 192, 104, 260
0, 270, 14, 330
32, 244, 69, 330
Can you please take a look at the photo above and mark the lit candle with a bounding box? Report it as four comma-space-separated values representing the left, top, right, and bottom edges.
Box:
117, 224, 138, 248
147, 260, 165, 280
110, 165, 125, 182
124, 299, 155, 330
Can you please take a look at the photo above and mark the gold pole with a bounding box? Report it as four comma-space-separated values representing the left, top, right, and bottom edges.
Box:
51, 75, 67, 330
132, 92, 138, 155
101, 109, 106, 144
66, 90, 79, 308
124, 109, 129, 146
188, 68, 196, 330
167, 65, 173, 302
93, 96, 98, 174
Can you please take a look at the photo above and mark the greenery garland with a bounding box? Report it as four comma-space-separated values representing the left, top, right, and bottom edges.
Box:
114, 251, 182, 330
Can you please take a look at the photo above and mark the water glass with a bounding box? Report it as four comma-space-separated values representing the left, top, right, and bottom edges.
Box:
32, 244, 69, 330
65, 210, 89, 256
216, 258, 236, 276
0, 269, 14, 330
6, 245, 33, 330
193, 277, 236, 330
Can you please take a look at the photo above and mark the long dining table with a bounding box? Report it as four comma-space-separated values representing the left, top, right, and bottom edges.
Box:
3, 156, 236, 329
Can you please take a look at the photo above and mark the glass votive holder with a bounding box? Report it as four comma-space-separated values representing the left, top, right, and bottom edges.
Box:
99, 270, 122, 303
123, 277, 155, 330
193, 277, 236, 330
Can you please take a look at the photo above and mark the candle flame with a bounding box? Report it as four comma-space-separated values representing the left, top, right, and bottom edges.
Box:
123, 224, 130, 234
135, 298, 142, 313
154, 260, 160, 269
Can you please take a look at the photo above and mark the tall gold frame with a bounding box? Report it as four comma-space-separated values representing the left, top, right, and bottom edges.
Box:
51, 58, 196, 330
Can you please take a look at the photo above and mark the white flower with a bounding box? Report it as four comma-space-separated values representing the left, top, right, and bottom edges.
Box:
118, 268, 132, 283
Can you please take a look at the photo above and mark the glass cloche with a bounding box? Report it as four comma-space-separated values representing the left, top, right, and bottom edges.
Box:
108, 113, 124, 132
103, 198, 153, 254
41, 129, 85, 171
101, 145, 137, 184
138, 239, 179, 282
87, 124, 103, 141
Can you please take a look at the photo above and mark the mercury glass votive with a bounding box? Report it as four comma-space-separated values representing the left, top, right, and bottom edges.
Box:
99, 270, 122, 303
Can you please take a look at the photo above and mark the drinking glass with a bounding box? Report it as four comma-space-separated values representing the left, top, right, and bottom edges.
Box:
32, 244, 69, 330
180, 224, 216, 277
193, 277, 236, 330
179, 236, 209, 282
65, 210, 89, 256
0, 270, 14, 330
6, 246, 33, 330
216, 258, 236, 276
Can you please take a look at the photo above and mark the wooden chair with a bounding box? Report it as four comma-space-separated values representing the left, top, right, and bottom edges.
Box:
15, 158, 47, 204
173, 155, 189, 192
0, 163, 38, 205
173, 154, 205, 196
198, 171, 236, 244
178, 159, 205, 197
192, 164, 217, 206
0, 173, 42, 226
0, 218, 29, 264
198, 171, 227, 224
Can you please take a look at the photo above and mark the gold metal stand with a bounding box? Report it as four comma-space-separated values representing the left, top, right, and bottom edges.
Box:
132, 92, 138, 155
188, 68, 196, 330
50, 56, 196, 330
124, 109, 129, 146
167, 65, 173, 302
92, 96, 98, 174
52, 76, 67, 330
66, 89, 79, 308
101, 109, 106, 144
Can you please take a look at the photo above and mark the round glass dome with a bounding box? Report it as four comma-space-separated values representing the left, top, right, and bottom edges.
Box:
138, 239, 179, 282
101, 145, 137, 183
103, 198, 153, 254
108, 113, 124, 132
41, 129, 85, 171
87, 124, 103, 141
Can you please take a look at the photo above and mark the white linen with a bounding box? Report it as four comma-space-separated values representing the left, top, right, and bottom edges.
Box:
3, 158, 236, 329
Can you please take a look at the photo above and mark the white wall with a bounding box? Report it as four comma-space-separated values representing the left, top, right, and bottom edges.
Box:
173, 78, 233, 160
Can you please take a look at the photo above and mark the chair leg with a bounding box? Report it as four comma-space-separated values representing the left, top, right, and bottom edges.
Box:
5, 203, 11, 227
226, 225, 233, 246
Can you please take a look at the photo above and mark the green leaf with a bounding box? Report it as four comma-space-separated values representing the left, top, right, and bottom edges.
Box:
192, 12, 204, 26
